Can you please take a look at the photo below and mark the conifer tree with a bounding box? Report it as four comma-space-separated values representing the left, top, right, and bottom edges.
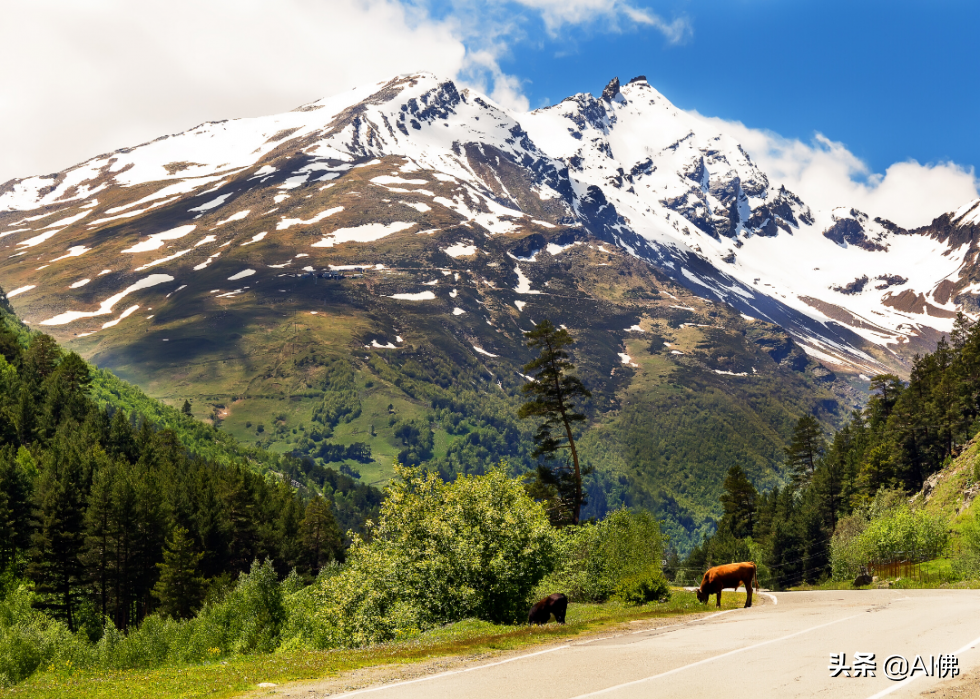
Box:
29, 444, 86, 629
0, 444, 32, 570
152, 526, 204, 619
518, 319, 591, 526
300, 496, 343, 572
718, 465, 757, 539
15, 388, 35, 446
81, 460, 115, 623
784, 414, 826, 489
24, 334, 61, 380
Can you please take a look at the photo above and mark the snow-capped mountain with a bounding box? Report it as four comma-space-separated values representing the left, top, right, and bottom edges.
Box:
2, 72, 978, 377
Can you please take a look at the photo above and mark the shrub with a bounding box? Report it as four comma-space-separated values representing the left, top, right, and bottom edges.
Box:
613, 568, 671, 605
534, 509, 664, 603
954, 515, 980, 579
831, 498, 950, 580
0, 582, 90, 687
93, 559, 289, 668
291, 464, 555, 648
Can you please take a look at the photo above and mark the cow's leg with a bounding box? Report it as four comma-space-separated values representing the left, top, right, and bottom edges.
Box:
715, 591, 721, 608
745, 577, 753, 608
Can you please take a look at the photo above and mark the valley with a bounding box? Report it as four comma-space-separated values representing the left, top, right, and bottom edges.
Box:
1, 73, 977, 546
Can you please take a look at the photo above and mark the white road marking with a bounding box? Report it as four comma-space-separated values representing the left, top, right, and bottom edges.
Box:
864, 631, 980, 699
333, 644, 571, 698
565, 613, 866, 698
629, 608, 737, 635
761, 592, 778, 605
335, 609, 743, 696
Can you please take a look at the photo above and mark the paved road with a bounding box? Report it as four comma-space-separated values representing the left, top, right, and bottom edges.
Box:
320, 590, 980, 699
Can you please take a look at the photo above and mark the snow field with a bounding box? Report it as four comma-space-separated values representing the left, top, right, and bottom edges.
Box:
312, 222, 414, 248
41, 274, 174, 325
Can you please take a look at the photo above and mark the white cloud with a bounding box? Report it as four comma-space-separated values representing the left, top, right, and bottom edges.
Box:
0, 0, 692, 183
698, 115, 980, 228
0, 0, 467, 183
514, 0, 690, 42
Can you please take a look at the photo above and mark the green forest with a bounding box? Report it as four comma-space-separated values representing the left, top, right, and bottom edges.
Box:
0, 297, 674, 688
0, 299, 386, 640
679, 313, 980, 589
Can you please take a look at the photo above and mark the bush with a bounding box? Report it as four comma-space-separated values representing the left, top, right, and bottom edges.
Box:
613, 568, 671, 605
0, 581, 90, 687
534, 509, 664, 603
831, 497, 951, 580
290, 464, 556, 648
954, 516, 980, 579
94, 559, 290, 669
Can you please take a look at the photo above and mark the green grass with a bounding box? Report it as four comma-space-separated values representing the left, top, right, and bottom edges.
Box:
5, 592, 746, 699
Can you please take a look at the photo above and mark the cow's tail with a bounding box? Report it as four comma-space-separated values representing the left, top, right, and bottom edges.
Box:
753, 563, 759, 591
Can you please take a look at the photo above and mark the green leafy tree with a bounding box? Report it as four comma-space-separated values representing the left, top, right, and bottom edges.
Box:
152, 526, 205, 619
518, 319, 592, 525
305, 464, 555, 647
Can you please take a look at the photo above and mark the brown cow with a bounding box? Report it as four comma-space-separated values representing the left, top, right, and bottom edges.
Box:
528, 593, 568, 625
696, 562, 758, 608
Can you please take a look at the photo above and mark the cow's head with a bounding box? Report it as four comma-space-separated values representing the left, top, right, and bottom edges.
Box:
696, 587, 708, 604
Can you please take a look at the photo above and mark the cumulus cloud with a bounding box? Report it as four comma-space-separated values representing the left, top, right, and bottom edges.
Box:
698, 115, 980, 228
0, 0, 470, 182
0, 0, 694, 182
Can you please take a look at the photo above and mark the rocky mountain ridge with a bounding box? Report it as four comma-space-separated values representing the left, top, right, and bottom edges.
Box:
2, 73, 977, 381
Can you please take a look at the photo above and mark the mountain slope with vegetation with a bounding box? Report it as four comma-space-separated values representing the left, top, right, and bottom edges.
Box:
0, 293, 389, 639
10, 217, 854, 548
682, 312, 980, 588
4, 72, 960, 546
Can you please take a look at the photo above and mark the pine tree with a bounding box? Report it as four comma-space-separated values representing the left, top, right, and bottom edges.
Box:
224, 467, 259, 573
181, 399, 192, 416
24, 334, 61, 380
81, 459, 115, 623
15, 387, 35, 446
29, 443, 86, 629
131, 465, 166, 622
0, 444, 33, 571
152, 526, 204, 620
518, 319, 592, 525
300, 496, 342, 572
784, 414, 826, 489
718, 465, 757, 539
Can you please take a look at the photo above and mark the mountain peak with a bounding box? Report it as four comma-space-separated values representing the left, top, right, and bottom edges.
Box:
1, 72, 978, 381
601, 77, 622, 102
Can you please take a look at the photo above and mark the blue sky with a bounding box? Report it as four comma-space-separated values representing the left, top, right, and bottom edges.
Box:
478, 0, 978, 176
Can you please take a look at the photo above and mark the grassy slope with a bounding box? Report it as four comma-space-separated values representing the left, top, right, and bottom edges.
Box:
797, 437, 980, 591
0, 300, 275, 472
916, 435, 980, 536
8, 592, 748, 699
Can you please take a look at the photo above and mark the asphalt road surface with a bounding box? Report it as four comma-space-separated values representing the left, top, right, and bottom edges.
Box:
318, 590, 980, 699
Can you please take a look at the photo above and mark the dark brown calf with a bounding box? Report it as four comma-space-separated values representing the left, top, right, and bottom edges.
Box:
528, 593, 568, 625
